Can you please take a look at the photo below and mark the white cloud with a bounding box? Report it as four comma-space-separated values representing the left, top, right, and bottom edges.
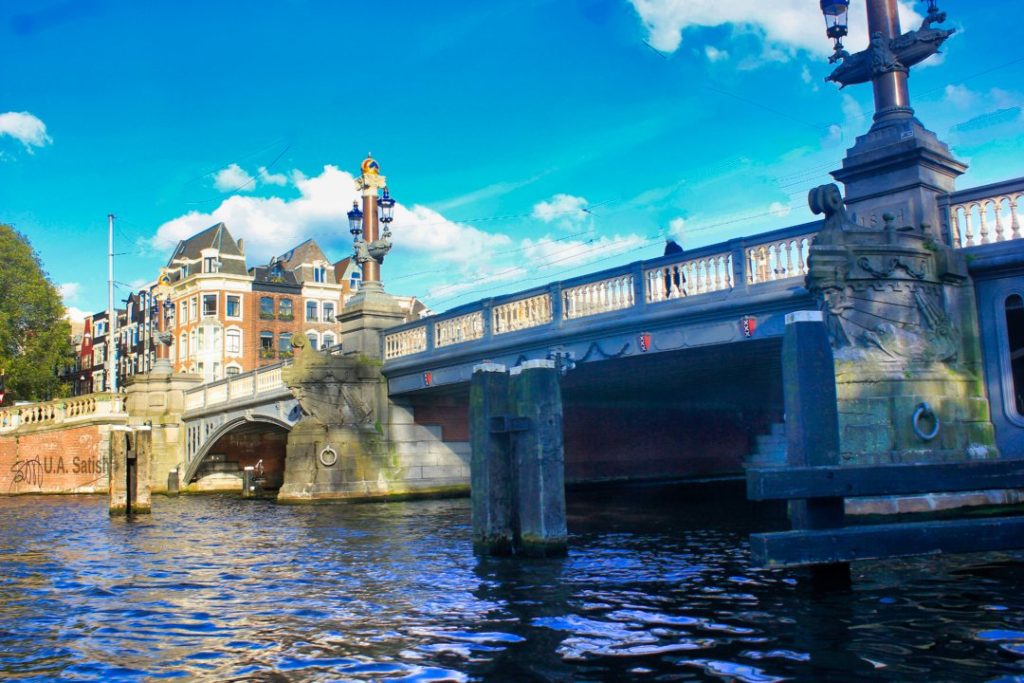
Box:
532, 194, 590, 229
944, 84, 977, 109
522, 234, 648, 271
628, 0, 921, 58
64, 307, 89, 323
153, 165, 512, 268
58, 282, 81, 303
0, 111, 52, 151
769, 201, 792, 218
704, 45, 728, 62
213, 163, 256, 192
668, 217, 686, 241
258, 166, 288, 186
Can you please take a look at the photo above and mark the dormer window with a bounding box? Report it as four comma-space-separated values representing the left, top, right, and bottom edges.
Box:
314, 265, 327, 283
180, 265, 188, 279
204, 257, 216, 273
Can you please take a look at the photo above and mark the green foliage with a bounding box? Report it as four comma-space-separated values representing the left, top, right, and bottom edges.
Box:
0, 225, 74, 403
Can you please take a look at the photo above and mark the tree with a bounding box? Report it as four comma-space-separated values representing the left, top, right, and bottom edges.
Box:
0, 224, 73, 404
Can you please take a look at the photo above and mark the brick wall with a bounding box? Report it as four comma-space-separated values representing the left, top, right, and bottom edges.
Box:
0, 424, 109, 495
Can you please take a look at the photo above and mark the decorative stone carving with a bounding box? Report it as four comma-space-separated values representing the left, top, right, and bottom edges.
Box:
282, 337, 377, 428
827, 12, 954, 88
806, 183, 965, 364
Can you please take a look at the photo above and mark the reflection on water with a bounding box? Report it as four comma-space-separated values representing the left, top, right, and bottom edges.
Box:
0, 481, 1022, 681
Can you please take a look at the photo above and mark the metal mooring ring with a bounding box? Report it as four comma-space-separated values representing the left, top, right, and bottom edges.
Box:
912, 402, 940, 442
318, 445, 339, 467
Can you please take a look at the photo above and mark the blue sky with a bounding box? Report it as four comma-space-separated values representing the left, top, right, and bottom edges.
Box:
1, 0, 1021, 319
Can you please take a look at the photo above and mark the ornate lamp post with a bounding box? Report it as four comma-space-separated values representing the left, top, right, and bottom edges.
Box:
349, 154, 395, 293
822, 0, 954, 129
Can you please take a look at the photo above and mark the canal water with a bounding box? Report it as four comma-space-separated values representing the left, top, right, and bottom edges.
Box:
2, 482, 1023, 682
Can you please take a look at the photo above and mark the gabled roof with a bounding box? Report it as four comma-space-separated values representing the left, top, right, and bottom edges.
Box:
275, 239, 328, 271
270, 239, 335, 284
166, 223, 248, 277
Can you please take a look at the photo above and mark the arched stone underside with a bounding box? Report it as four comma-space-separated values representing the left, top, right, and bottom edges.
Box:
183, 415, 292, 490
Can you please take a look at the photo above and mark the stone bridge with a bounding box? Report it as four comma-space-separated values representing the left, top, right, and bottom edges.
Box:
179, 362, 301, 490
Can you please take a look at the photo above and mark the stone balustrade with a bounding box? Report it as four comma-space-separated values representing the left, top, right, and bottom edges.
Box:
384, 327, 428, 361
745, 234, 814, 285
563, 274, 635, 320
183, 362, 291, 412
0, 393, 126, 434
949, 183, 1023, 248
435, 311, 484, 348
493, 293, 553, 334
645, 252, 733, 303
382, 222, 822, 362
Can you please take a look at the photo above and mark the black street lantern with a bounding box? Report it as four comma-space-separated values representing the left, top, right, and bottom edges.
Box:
163, 298, 174, 322
820, 0, 849, 44
347, 200, 364, 237
378, 187, 396, 226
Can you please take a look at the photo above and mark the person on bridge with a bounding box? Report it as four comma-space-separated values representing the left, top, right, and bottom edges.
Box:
663, 239, 686, 298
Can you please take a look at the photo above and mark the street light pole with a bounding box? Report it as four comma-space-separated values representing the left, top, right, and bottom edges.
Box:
349, 154, 394, 294
822, 0, 954, 130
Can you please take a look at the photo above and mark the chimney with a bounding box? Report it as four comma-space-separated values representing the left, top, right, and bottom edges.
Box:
237, 238, 245, 255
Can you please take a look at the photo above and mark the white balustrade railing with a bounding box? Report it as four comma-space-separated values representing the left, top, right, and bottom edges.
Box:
184, 391, 205, 411
0, 394, 125, 433
384, 326, 428, 360
645, 252, 733, 303
205, 383, 228, 406
230, 375, 254, 399
950, 190, 1023, 247
746, 234, 814, 284
256, 366, 284, 394
182, 362, 290, 413
435, 311, 484, 348
493, 293, 552, 335
563, 274, 635, 320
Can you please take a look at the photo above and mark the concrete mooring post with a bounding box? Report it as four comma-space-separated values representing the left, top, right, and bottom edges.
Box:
469, 360, 567, 557
109, 426, 152, 516
783, 311, 848, 588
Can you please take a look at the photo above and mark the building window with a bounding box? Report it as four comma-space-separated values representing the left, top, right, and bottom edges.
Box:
179, 301, 187, 325
197, 327, 205, 351
189, 330, 196, 357
190, 297, 197, 321
323, 302, 335, 323
350, 270, 361, 290
226, 365, 241, 376
279, 332, 292, 357
203, 256, 219, 273
307, 332, 318, 350
260, 297, 275, 320
260, 331, 274, 358
226, 295, 241, 318
203, 294, 217, 317
180, 333, 187, 358
306, 301, 318, 322
1007, 294, 1024, 415
226, 329, 241, 355
314, 265, 326, 283
322, 333, 335, 348
279, 298, 293, 321
180, 265, 187, 279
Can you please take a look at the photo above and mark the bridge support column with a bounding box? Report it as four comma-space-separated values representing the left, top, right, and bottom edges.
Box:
470, 360, 567, 557
109, 426, 152, 515
470, 364, 513, 554
783, 311, 849, 589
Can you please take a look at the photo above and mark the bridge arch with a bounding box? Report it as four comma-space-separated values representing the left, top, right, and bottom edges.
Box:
183, 414, 292, 491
